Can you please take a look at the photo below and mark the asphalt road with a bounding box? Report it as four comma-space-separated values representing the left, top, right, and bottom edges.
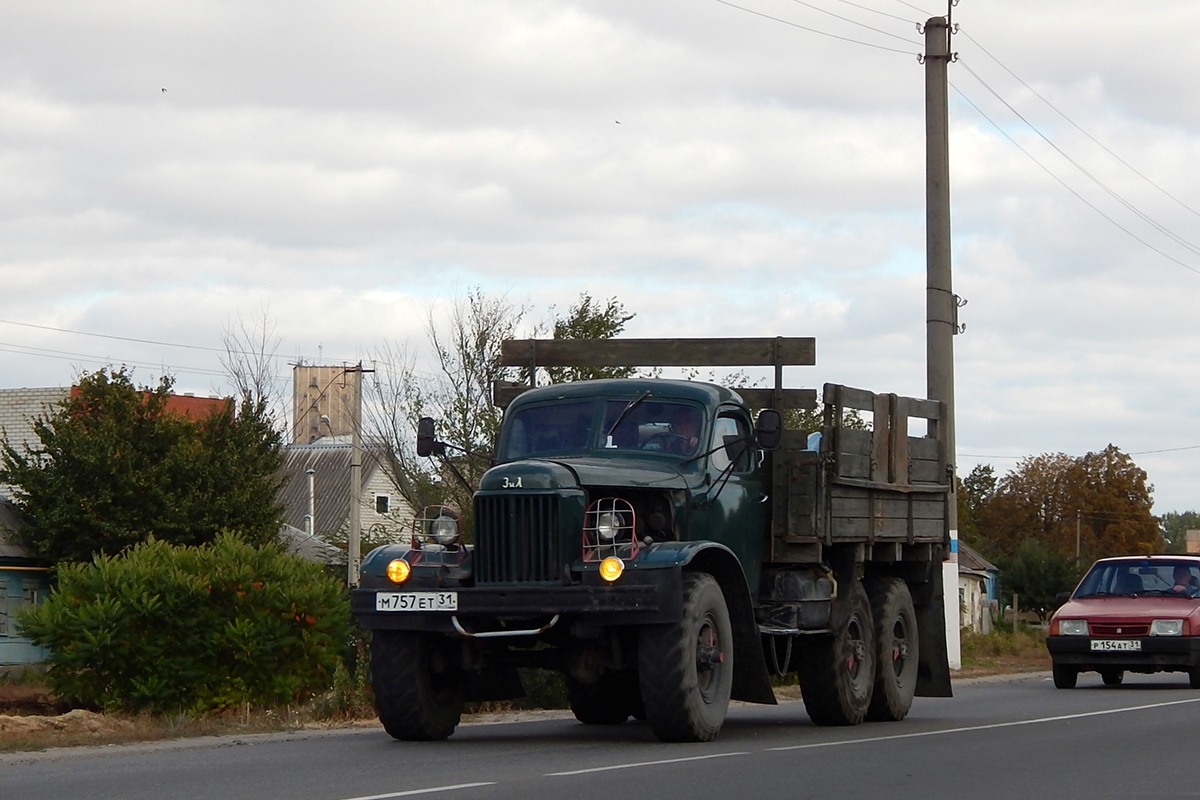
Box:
4, 671, 1200, 800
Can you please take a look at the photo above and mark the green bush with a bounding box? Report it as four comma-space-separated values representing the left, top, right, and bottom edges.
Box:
17, 533, 350, 715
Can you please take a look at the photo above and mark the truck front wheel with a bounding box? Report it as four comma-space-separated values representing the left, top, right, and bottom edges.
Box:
797, 578, 875, 726
638, 572, 733, 742
370, 630, 465, 740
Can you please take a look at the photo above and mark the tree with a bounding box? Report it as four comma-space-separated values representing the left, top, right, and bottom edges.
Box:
219, 304, 286, 428
540, 293, 636, 383
364, 289, 529, 529
957, 464, 996, 551
0, 367, 285, 564
977, 445, 1159, 564
1160, 510, 1200, 554
999, 538, 1080, 622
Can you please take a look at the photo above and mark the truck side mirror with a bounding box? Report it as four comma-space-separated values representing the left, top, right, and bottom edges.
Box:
416, 417, 438, 458
754, 409, 782, 451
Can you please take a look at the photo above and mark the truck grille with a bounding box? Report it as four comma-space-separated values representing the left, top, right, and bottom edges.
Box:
474, 494, 561, 584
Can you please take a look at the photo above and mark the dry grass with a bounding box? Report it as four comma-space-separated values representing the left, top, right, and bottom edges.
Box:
959, 624, 1051, 677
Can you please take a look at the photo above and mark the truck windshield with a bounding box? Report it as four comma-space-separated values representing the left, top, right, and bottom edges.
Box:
602, 399, 702, 456
501, 398, 705, 459
502, 401, 594, 459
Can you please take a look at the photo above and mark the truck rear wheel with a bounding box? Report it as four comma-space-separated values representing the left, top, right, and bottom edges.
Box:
797, 578, 875, 726
865, 578, 918, 722
566, 672, 640, 725
370, 630, 465, 740
638, 572, 733, 742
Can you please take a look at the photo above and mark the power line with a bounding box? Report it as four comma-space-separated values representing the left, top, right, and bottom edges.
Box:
785, 0, 923, 45
831, 0, 920, 25
958, 27, 1200, 224
956, 57, 1200, 262
949, 82, 1200, 277
713, 0, 920, 55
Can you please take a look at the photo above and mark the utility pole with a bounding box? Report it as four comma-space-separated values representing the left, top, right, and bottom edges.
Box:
925, 14, 961, 669
344, 362, 374, 588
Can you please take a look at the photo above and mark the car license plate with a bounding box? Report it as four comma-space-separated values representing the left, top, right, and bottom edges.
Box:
376, 591, 458, 612
1091, 639, 1141, 651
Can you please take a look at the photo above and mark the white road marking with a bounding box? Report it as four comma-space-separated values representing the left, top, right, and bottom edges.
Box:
546, 751, 751, 776
339, 783, 497, 800
768, 696, 1200, 752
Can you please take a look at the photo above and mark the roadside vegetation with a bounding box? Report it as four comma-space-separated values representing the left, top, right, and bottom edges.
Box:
960, 620, 1050, 676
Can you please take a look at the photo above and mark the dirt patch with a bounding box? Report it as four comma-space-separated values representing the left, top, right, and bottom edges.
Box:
0, 683, 66, 716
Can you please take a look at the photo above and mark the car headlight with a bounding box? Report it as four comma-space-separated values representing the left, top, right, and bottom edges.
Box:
1151, 619, 1184, 636
1059, 619, 1089, 636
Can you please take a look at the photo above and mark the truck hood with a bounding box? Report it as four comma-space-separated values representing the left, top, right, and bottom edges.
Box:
480, 456, 695, 492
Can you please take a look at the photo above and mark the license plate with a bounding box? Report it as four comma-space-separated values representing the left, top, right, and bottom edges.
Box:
376, 591, 458, 612
1091, 639, 1141, 651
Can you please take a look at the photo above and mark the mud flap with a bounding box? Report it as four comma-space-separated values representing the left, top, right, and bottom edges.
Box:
913, 559, 953, 697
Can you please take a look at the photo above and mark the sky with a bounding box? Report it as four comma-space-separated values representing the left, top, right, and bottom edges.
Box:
2, 1, 1199, 514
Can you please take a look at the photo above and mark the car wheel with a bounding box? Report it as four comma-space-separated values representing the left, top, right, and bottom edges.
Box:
1100, 669, 1123, 686
1052, 663, 1078, 689
1189, 664, 1200, 689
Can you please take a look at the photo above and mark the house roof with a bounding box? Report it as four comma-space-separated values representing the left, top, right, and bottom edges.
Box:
959, 540, 999, 574
279, 523, 345, 565
277, 441, 385, 534
0, 500, 43, 564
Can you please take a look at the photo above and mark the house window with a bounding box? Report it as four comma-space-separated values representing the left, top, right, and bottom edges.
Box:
375, 494, 390, 515
0, 579, 41, 637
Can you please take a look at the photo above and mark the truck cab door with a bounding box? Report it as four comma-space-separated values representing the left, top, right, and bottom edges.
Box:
694, 410, 769, 593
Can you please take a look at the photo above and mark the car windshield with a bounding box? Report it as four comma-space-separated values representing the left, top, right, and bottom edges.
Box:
1073, 560, 1200, 598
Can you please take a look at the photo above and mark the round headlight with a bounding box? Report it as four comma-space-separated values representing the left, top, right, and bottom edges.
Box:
386, 559, 411, 584
429, 515, 459, 546
596, 511, 623, 542
599, 556, 625, 582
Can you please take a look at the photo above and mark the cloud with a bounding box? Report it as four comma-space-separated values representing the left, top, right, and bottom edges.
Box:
1, 1, 1199, 511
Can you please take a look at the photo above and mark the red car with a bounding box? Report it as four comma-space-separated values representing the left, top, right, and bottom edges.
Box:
1047, 555, 1200, 689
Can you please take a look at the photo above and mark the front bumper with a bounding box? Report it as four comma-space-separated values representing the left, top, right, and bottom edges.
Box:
1047, 635, 1200, 671
351, 569, 683, 633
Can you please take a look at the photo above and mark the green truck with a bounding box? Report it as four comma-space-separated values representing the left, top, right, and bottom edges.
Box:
350, 337, 953, 742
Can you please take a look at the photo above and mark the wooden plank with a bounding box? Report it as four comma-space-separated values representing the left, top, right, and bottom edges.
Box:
830, 496, 945, 521
909, 460, 942, 484
909, 437, 940, 460
830, 516, 945, 540
500, 337, 816, 368
899, 395, 942, 422
824, 384, 877, 412
736, 388, 817, 411
494, 383, 819, 412
872, 393, 890, 484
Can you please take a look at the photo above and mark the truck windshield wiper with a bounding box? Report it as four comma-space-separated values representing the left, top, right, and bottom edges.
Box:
605, 391, 652, 439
